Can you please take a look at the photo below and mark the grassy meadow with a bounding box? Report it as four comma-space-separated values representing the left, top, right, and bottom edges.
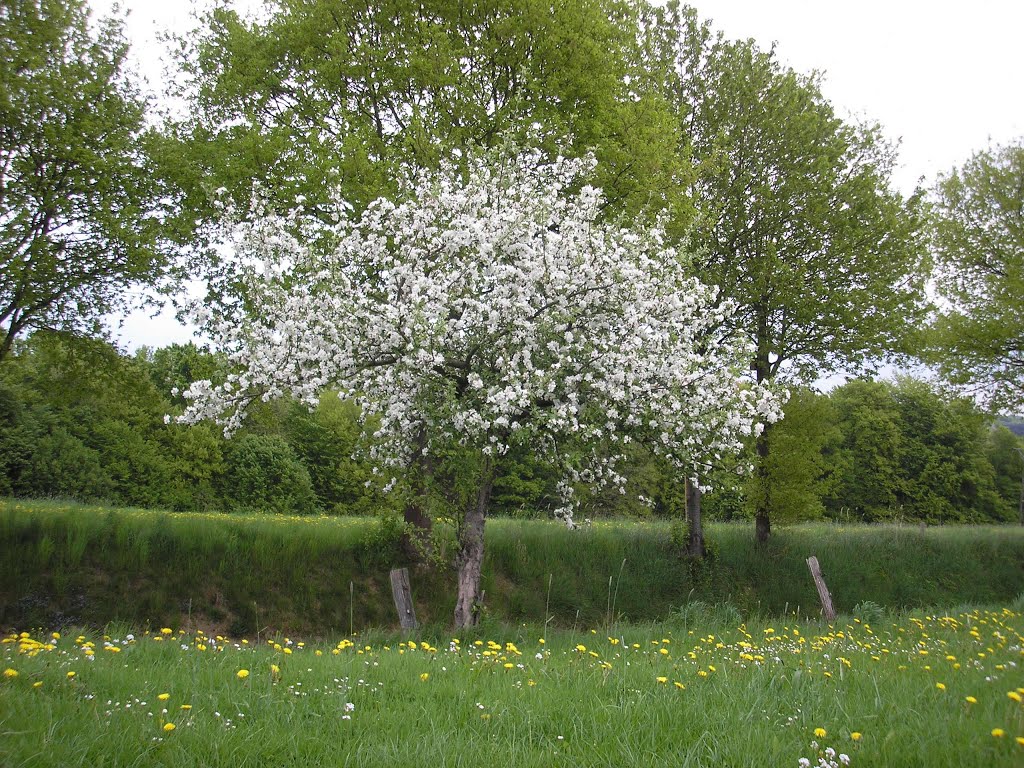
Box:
2, 499, 1024, 635
2, 608, 1023, 767
2, 500, 1024, 764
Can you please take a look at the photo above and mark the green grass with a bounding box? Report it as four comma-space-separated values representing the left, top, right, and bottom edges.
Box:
2, 607, 1023, 767
2, 499, 1024, 635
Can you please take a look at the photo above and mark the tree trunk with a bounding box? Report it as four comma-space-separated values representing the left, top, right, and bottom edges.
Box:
685, 477, 706, 558
755, 507, 771, 543
402, 493, 433, 561
453, 460, 494, 628
1017, 448, 1024, 526
753, 334, 773, 545
401, 429, 434, 561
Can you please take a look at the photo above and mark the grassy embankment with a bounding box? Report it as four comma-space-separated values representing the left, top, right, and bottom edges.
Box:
2, 607, 1023, 767
2, 499, 1023, 634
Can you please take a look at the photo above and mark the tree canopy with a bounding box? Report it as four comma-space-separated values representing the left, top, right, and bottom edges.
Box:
167, 0, 685, 228
927, 139, 1024, 411
0, 0, 170, 360
643, 3, 930, 540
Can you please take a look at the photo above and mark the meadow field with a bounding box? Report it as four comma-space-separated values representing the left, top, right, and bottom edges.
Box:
2, 607, 1023, 767
3, 499, 1024, 634
2, 499, 1024, 765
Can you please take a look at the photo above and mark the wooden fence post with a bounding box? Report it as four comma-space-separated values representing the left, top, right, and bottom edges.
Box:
806, 555, 837, 623
390, 567, 419, 630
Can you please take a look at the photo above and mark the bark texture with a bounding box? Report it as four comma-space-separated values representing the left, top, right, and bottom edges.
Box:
453, 461, 494, 628
685, 477, 706, 558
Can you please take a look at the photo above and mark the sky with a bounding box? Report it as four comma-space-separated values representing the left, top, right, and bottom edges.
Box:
92, 0, 1024, 351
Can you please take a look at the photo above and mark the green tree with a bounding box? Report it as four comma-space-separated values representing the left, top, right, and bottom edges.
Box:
826, 378, 1007, 523
221, 434, 317, 515
744, 388, 841, 524
138, 343, 227, 408
889, 378, 1003, 522
0, 0, 170, 359
168, 0, 683, 231
645, 4, 929, 541
985, 426, 1024, 524
0, 333, 226, 511
283, 395, 378, 515
164, 0, 691, 335
927, 139, 1024, 411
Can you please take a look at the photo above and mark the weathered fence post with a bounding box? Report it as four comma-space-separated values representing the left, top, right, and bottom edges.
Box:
806, 555, 837, 623
390, 567, 418, 630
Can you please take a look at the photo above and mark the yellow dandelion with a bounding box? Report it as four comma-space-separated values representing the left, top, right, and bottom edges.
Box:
163, 723, 176, 732
420, 673, 429, 682
966, 696, 978, 704
992, 728, 1005, 738
850, 732, 862, 741
673, 681, 685, 690
236, 669, 250, 679
1008, 691, 1022, 703
1015, 737, 1024, 747
814, 728, 827, 738
2, 668, 17, 679
66, 671, 76, 679
33, 681, 43, 688
936, 683, 946, 691
656, 676, 668, 684
160, 628, 173, 636
158, 693, 170, 701
180, 704, 192, 711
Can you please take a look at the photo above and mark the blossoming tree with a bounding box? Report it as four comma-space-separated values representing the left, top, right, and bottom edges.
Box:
179, 151, 783, 627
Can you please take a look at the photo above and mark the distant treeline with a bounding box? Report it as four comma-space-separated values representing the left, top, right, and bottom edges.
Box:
0, 332, 1020, 524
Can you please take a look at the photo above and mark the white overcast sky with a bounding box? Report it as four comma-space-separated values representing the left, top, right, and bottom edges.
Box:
94, 0, 1024, 350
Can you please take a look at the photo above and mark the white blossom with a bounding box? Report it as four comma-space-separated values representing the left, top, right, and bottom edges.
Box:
179, 151, 784, 523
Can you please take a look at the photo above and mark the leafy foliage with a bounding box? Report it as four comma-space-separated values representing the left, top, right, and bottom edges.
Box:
927, 139, 1024, 410
743, 388, 841, 523
0, 0, 170, 358
646, 3, 929, 384
825, 378, 1011, 522
642, 3, 930, 541
221, 434, 317, 515
167, 0, 684, 252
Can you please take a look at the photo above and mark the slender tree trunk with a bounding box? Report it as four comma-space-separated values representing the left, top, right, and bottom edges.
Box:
755, 425, 772, 544
685, 477, 706, 558
753, 328, 772, 544
453, 459, 494, 628
402, 428, 434, 561
1015, 448, 1024, 526
1018, 462, 1024, 526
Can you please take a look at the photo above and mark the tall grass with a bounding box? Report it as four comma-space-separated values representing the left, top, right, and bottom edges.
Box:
2, 500, 1024, 634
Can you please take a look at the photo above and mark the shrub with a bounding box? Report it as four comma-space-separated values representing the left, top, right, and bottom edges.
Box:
221, 434, 317, 514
